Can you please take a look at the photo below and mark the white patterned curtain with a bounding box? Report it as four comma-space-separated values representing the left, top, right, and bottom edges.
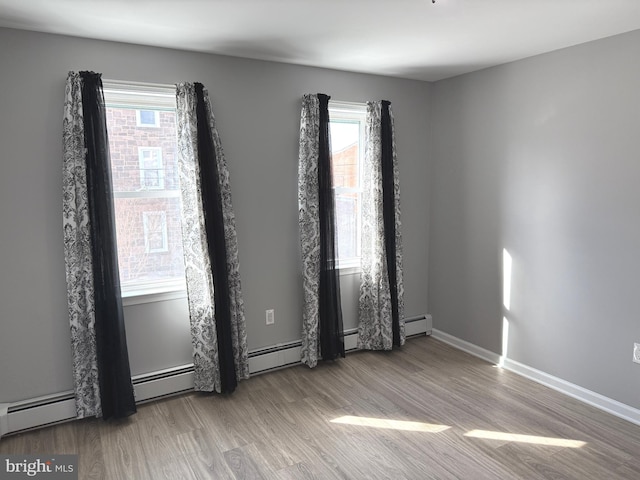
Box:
175, 82, 249, 393
62, 72, 136, 420
299, 94, 322, 367
358, 101, 405, 350
298, 94, 345, 368
63, 72, 100, 418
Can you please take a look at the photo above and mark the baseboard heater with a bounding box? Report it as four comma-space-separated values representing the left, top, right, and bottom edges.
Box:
2, 314, 431, 436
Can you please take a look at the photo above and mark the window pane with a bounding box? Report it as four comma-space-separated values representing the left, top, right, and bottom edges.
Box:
138, 148, 164, 190
331, 121, 360, 189
106, 108, 179, 193
142, 169, 162, 189
335, 193, 359, 259
114, 197, 184, 286
330, 116, 362, 265
143, 211, 168, 253
139, 110, 157, 125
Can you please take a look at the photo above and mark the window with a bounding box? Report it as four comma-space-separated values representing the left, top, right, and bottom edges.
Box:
329, 101, 366, 269
143, 211, 168, 253
138, 147, 164, 189
103, 81, 185, 297
136, 109, 160, 127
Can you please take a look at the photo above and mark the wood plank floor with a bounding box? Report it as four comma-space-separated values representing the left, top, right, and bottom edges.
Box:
2, 336, 640, 479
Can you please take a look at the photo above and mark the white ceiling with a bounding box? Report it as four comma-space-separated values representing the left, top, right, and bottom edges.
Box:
1, 0, 640, 81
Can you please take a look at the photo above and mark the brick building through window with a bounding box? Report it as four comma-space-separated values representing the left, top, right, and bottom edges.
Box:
332, 142, 359, 261
105, 99, 185, 293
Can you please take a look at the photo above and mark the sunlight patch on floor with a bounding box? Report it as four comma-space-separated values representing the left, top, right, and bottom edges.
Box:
464, 429, 586, 448
331, 415, 450, 432
330, 416, 585, 448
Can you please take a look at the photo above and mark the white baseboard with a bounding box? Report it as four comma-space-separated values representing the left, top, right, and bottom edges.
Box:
502, 357, 640, 426
431, 329, 501, 364
0, 403, 9, 437
132, 366, 195, 403
248, 341, 303, 374
2, 390, 77, 437
409, 313, 432, 337
11, 322, 636, 434
3, 315, 431, 436
432, 328, 640, 427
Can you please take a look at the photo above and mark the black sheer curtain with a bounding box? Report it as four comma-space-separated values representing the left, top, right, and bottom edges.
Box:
193, 83, 238, 393
80, 72, 136, 420
380, 100, 401, 347
317, 94, 345, 361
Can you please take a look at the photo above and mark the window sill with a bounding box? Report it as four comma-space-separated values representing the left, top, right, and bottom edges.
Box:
122, 281, 187, 306
338, 265, 361, 276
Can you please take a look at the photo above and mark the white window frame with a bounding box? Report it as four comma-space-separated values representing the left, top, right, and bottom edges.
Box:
103, 80, 186, 303
138, 146, 165, 190
142, 211, 169, 253
329, 100, 366, 273
136, 109, 160, 127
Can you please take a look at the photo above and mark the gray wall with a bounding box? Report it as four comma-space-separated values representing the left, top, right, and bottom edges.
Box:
429, 30, 640, 408
0, 28, 431, 403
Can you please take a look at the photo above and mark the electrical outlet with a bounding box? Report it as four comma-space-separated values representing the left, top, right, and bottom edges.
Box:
266, 309, 275, 325
634, 343, 640, 364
